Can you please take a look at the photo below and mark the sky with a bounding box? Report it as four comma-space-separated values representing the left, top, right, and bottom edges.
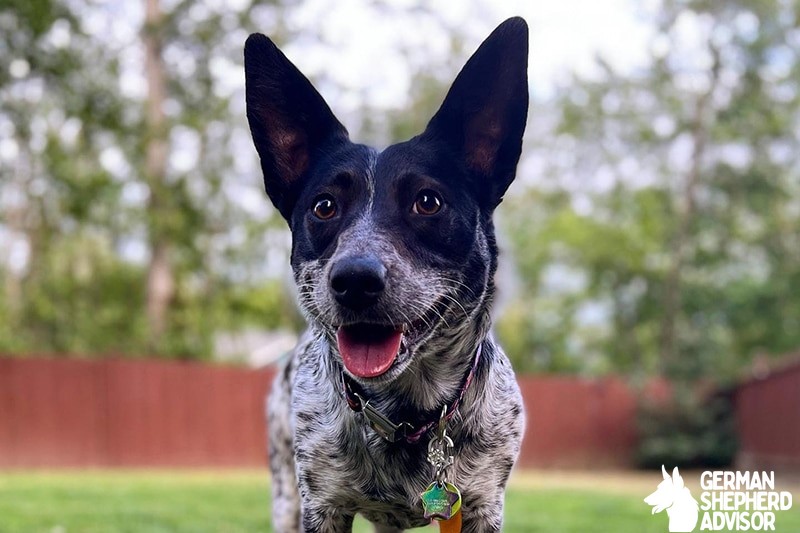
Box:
281, 0, 656, 113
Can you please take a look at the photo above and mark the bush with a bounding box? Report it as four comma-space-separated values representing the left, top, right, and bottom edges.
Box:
636, 384, 738, 469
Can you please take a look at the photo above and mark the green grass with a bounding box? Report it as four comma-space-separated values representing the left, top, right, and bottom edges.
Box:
0, 470, 798, 532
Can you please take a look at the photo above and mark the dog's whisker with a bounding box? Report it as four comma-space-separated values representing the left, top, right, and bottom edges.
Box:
437, 275, 479, 298
437, 292, 470, 319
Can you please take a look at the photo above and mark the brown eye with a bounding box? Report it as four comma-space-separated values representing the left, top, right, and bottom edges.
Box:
412, 189, 442, 215
312, 195, 337, 220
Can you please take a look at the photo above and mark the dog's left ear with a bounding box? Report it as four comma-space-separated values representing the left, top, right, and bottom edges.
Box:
422, 17, 528, 210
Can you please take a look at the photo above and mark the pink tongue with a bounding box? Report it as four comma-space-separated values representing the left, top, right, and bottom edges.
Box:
337, 327, 402, 378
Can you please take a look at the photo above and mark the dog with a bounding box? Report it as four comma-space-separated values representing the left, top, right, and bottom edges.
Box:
644, 466, 699, 532
244, 17, 528, 533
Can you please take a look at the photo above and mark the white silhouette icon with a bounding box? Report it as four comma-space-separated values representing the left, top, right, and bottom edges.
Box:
644, 465, 699, 532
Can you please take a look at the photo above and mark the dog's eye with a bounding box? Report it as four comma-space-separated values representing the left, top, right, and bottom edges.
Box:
412, 189, 442, 216
312, 195, 337, 220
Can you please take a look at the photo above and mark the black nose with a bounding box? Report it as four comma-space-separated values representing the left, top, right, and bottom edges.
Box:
329, 256, 387, 311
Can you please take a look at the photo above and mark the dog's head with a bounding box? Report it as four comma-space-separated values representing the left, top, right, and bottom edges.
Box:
244, 18, 528, 384
644, 465, 685, 514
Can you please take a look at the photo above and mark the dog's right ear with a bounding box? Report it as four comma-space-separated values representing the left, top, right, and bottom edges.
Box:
245, 34, 349, 220
672, 467, 684, 489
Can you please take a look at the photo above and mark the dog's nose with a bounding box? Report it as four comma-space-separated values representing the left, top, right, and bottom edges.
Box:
329, 256, 386, 311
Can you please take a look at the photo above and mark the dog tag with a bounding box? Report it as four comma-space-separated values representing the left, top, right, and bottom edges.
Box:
420, 481, 462, 521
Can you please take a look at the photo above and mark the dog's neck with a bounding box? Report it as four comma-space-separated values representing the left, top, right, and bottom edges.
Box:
318, 308, 492, 428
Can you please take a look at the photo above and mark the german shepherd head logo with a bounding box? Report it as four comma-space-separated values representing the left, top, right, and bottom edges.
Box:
645, 465, 699, 532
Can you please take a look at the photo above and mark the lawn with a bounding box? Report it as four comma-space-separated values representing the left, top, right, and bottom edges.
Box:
0, 470, 798, 532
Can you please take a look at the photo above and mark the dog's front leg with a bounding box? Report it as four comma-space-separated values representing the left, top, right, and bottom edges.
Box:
300, 504, 355, 533
459, 496, 505, 533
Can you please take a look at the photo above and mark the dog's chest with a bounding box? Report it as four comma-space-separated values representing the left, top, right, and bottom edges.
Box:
298, 420, 435, 527
288, 349, 452, 526
292, 379, 431, 500
342, 443, 434, 529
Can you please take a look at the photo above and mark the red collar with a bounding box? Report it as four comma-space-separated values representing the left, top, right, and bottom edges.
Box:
340, 344, 482, 443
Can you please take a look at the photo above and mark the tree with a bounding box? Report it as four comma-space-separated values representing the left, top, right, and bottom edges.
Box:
142, 0, 173, 347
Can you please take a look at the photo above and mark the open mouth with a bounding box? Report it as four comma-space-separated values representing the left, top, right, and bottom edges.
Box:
337, 323, 403, 379
336, 301, 446, 379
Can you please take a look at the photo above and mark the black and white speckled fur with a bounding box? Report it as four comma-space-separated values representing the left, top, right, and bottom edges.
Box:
246, 17, 529, 533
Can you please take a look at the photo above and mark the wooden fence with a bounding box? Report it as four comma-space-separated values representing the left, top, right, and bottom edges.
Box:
0, 358, 272, 467
0, 357, 663, 469
734, 357, 800, 472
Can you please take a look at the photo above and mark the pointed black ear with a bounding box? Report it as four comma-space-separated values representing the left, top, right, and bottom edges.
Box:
244, 34, 349, 219
423, 17, 528, 209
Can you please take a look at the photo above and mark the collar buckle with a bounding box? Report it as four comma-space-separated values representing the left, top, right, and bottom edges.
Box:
353, 392, 413, 443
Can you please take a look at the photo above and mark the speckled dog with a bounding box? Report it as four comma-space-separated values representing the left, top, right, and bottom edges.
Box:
244, 17, 528, 533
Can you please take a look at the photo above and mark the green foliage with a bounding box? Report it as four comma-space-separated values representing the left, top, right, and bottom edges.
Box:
636, 387, 738, 469
223, 281, 305, 333
8, 234, 147, 355
497, 187, 674, 376
497, 0, 800, 380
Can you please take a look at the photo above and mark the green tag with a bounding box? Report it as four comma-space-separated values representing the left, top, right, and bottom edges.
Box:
420, 481, 462, 520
